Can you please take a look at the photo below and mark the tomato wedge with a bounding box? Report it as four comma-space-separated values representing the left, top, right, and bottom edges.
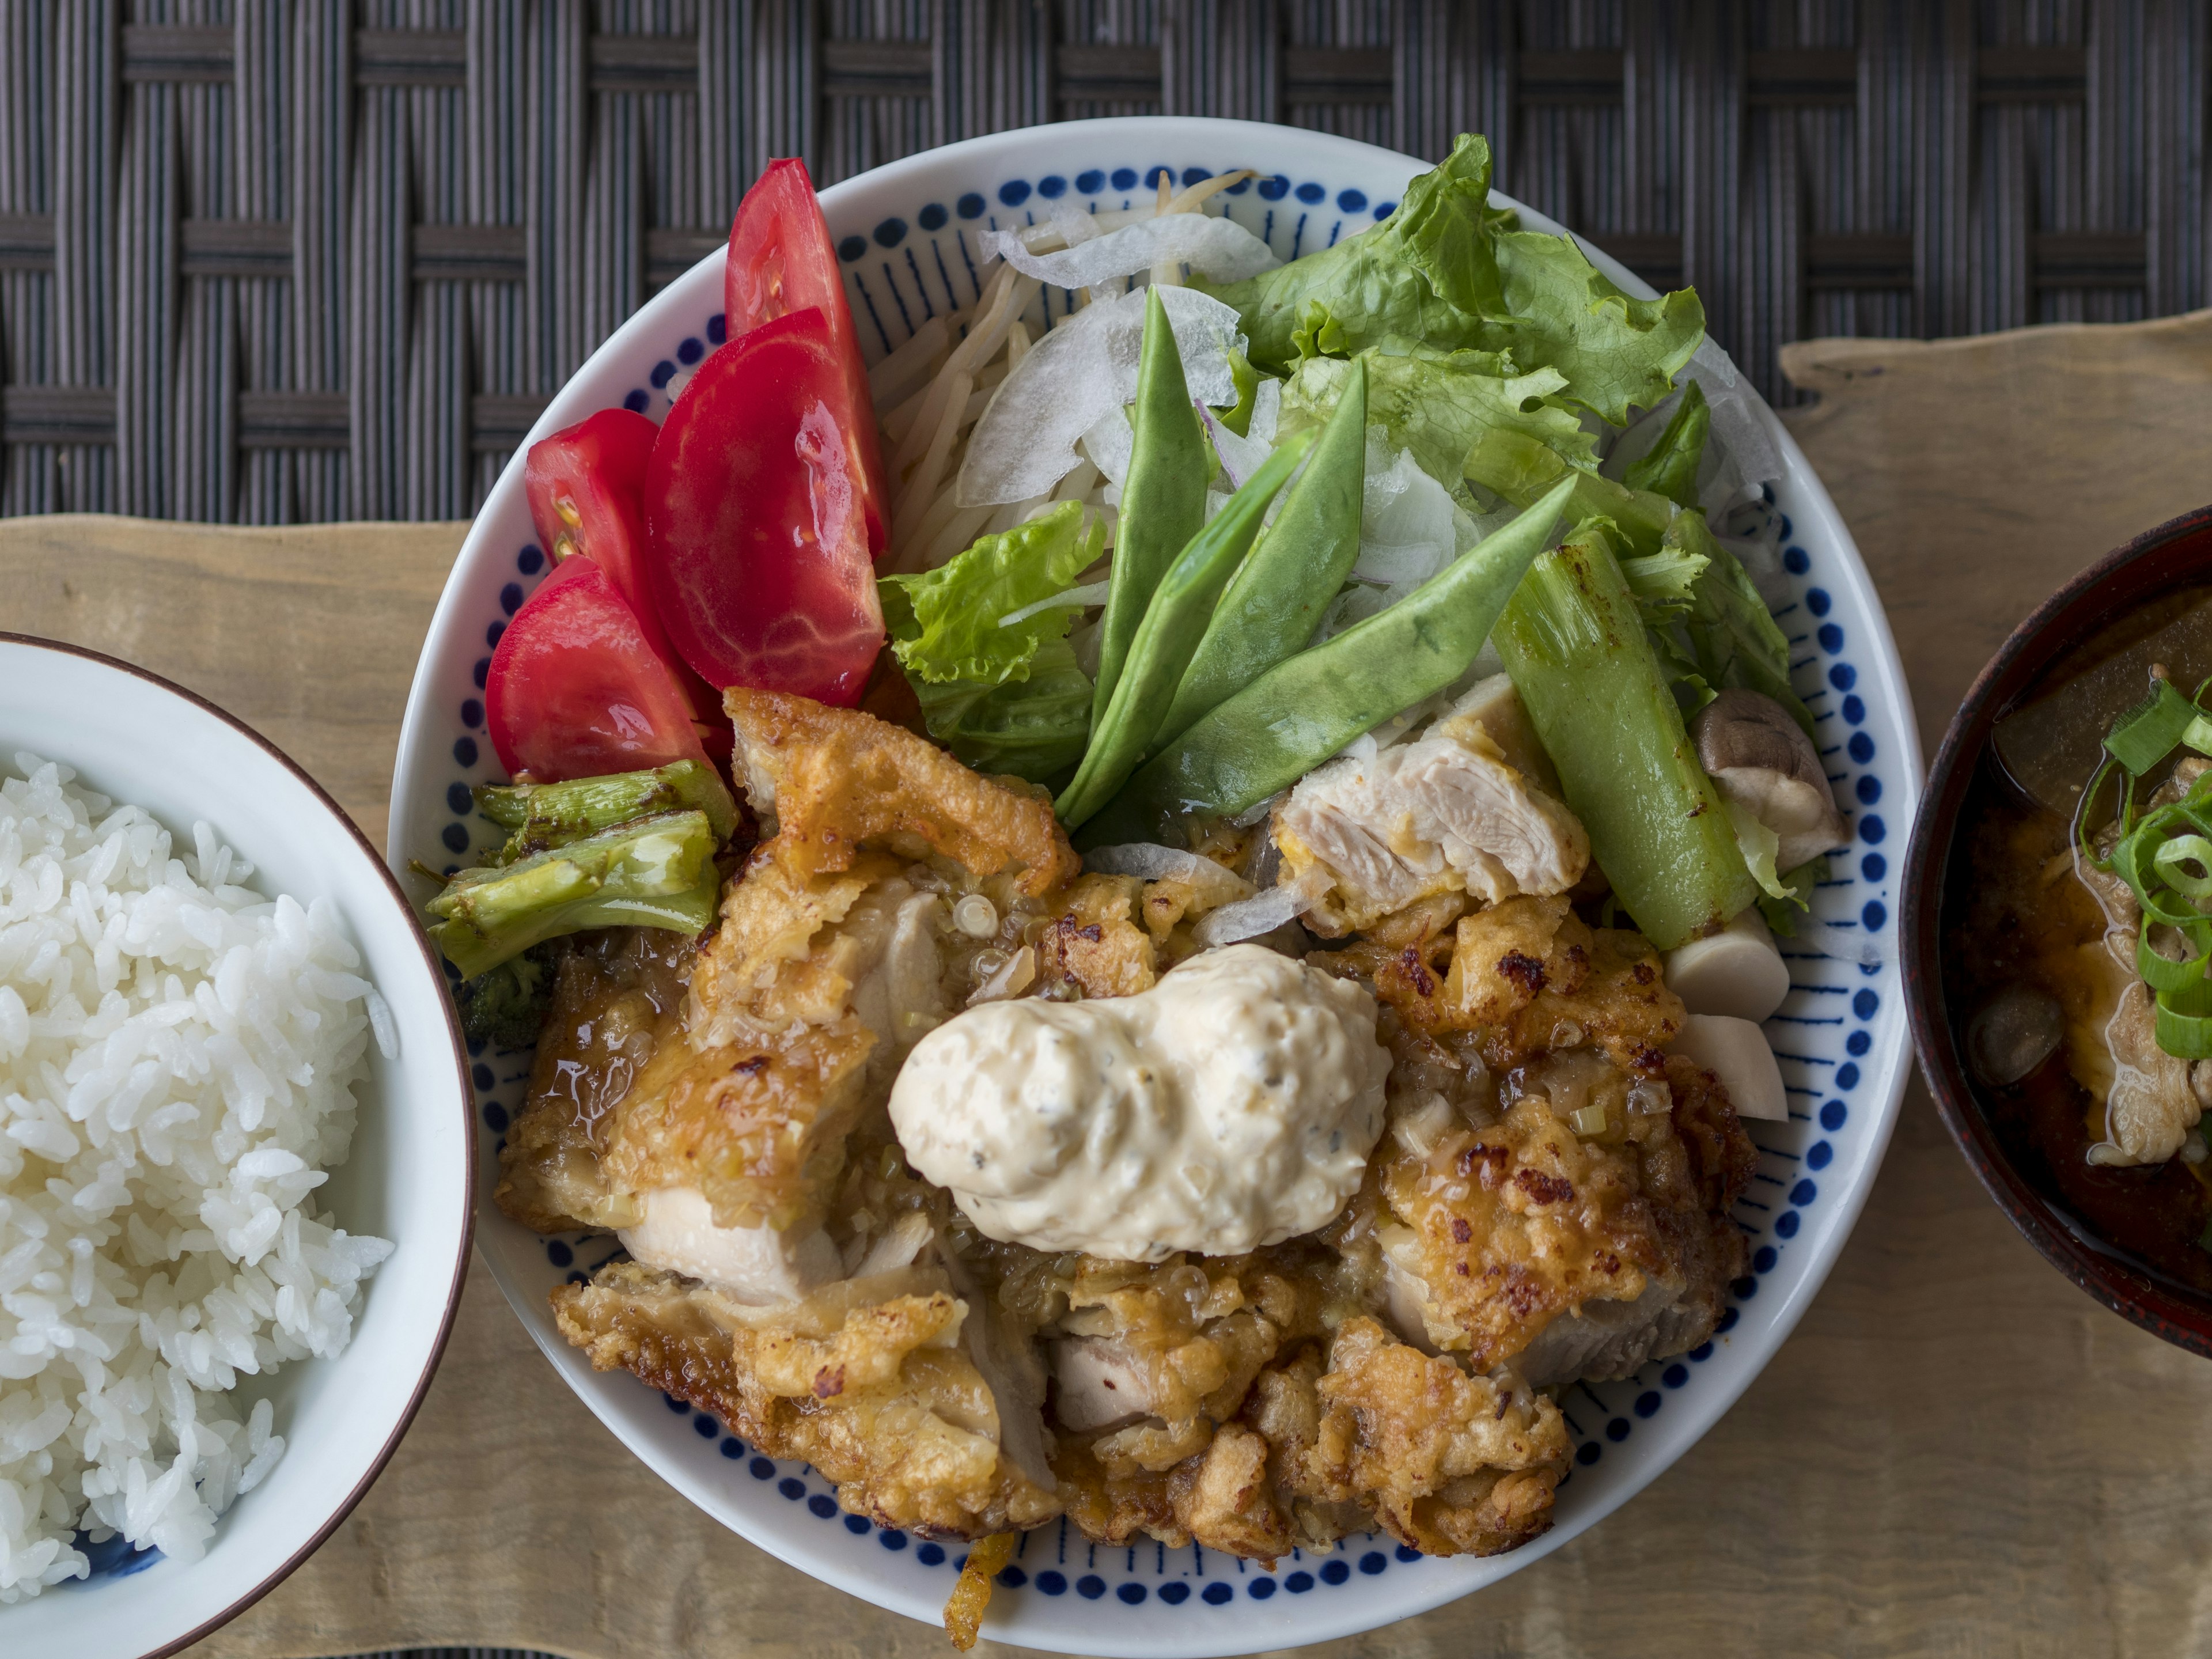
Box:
524, 408, 657, 599
645, 306, 885, 709
523, 406, 731, 748
486, 554, 709, 782
725, 157, 891, 562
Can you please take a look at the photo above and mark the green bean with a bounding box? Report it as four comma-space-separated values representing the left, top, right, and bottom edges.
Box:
1056, 429, 1316, 829
1493, 522, 1756, 949
1155, 357, 1368, 749
1075, 475, 1578, 846
1090, 289, 1210, 725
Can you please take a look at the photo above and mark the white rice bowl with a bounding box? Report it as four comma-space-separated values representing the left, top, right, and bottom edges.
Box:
0, 752, 393, 1601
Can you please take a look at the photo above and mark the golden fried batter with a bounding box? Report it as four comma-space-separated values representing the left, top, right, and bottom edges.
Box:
494, 930, 691, 1234
1032, 873, 1157, 999
601, 1019, 877, 1232
1376, 1093, 1669, 1366
508, 695, 1756, 1576
554, 1260, 1060, 1540
726, 688, 1078, 896
1330, 893, 1683, 1073
1295, 1317, 1568, 1555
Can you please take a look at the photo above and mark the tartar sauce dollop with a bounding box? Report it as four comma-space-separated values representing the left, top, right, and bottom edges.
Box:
889, 944, 1391, 1260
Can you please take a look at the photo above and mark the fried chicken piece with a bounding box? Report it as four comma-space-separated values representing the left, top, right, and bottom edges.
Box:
601, 1018, 877, 1232
987, 1250, 1317, 1552
494, 929, 692, 1234
1370, 1039, 1753, 1377
1168, 1422, 1296, 1561
1335, 894, 1682, 1074
1376, 1092, 1664, 1368
683, 851, 902, 1039
1509, 1055, 1753, 1384
726, 688, 1077, 896
554, 1259, 1060, 1540
1103, 1318, 1569, 1563
1276, 713, 1588, 937
1293, 1317, 1567, 1556
1033, 872, 1157, 998
1045, 1258, 1294, 1455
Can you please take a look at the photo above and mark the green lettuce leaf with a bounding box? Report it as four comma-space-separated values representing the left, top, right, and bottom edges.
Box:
1195, 133, 1509, 373
1280, 347, 1594, 493
1619, 542, 1709, 626
1758, 856, 1827, 933
1219, 348, 1264, 436
878, 499, 1104, 686
1199, 131, 1703, 427
1619, 541, 1712, 704
1622, 380, 1710, 509
1722, 796, 1790, 903
1464, 430, 1677, 558
1479, 231, 1706, 426
911, 637, 1093, 783
1667, 510, 1817, 738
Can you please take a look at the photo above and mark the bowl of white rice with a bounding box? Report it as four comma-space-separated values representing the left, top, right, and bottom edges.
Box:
0, 635, 472, 1659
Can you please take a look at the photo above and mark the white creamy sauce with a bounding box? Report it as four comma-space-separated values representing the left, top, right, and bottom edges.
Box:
888, 944, 1391, 1260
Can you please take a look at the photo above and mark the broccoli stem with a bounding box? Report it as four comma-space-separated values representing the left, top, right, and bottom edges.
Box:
1494, 521, 1759, 950
427, 809, 721, 979
475, 760, 738, 862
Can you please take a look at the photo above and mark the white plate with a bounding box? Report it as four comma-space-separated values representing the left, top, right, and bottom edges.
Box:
0, 637, 473, 1659
388, 117, 1921, 1657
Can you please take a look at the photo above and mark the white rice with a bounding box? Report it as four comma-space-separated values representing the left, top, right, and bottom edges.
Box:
0, 753, 394, 1600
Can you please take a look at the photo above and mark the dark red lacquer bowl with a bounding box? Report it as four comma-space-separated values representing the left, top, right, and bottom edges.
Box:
1903, 502, 2212, 1357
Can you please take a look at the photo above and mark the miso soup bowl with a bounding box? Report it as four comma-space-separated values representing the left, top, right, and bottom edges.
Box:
1902, 501, 2212, 1357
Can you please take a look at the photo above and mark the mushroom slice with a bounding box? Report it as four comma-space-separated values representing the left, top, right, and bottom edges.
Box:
1691, 690, 1850, 872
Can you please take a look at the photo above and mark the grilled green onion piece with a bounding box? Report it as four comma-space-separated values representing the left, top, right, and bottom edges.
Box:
427, 809, 721, 980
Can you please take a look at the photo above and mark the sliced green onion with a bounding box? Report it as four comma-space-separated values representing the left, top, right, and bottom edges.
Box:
2136, 916, 2212, 995
2155, 833, 2212, 899
2156, 1002, 2212, 1059
2074, 753, 2122, 870
2105, 679, 2203, 774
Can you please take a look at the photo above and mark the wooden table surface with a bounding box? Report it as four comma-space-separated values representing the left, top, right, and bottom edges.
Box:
8, 309, 2212, 1659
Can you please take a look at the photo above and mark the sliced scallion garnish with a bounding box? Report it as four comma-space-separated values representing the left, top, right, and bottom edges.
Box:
2105, 679, 2209, 774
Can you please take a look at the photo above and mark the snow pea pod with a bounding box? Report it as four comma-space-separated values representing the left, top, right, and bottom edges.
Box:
1155, 356, 1368, 749
1057, 428, 1316, 829
1076, 474, 1578, 846
1090, 289, 1210, 726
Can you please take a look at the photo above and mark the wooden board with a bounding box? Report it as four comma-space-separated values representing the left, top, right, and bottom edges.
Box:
5, 312, 2212, 1658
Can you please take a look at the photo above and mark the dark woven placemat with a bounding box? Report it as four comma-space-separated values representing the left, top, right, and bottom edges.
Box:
1, 0, 2198, 525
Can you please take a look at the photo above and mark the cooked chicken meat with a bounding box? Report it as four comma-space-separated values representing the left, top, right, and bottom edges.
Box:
1275, 708, 1590, 937
554, 1258, 1060, 1539
1317, 895, 1755, 1380
499, 690, 1760, 1569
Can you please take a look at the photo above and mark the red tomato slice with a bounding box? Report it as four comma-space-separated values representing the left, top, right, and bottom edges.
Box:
524, 408, 658, 607
524, 407, 730, 746
726, 157, 891, 562
486, 554, 709, 782
645, 306, 885, 708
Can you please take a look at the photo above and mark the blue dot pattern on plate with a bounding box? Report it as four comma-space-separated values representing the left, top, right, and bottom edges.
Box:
449, 152, 1908, 1627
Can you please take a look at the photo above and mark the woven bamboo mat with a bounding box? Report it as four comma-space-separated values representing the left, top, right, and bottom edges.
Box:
1, 0, 2205, 524
3, 306, 2212, 1656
